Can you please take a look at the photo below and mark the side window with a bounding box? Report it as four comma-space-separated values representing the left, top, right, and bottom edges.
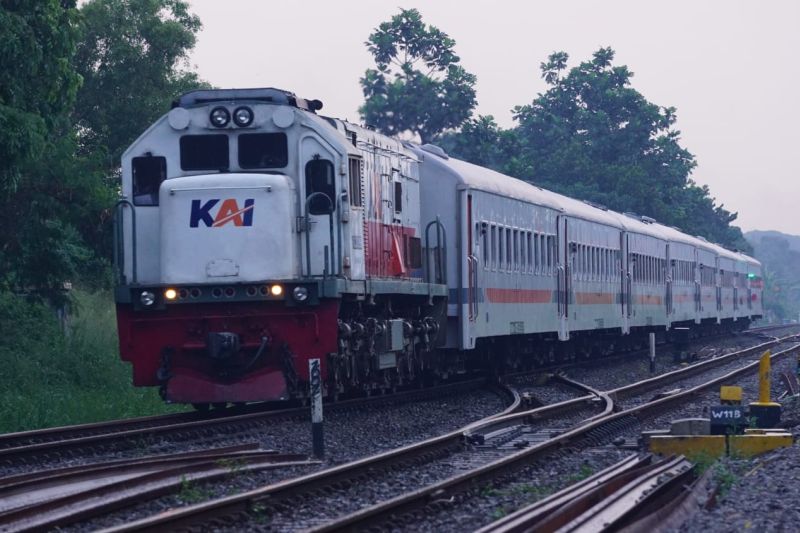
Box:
527, 232, 533, 272
132, 155, 166, 206
513, 229, 519, 270
482, 223, 489, 267
498, 227, 505, 270
506, 229, 512, 270
491, 225, 497, 269
305, 158, 336, 215
348, 157, 363, 207
394, 182, 402, 213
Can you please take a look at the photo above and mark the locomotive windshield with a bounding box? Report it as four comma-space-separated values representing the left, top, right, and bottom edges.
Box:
180, 134, 229, 171
238, 132, 288, 169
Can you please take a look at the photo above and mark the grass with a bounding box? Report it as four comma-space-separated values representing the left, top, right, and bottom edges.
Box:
0, 290, 184, 433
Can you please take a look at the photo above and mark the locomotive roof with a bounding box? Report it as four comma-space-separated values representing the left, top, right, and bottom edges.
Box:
173, 87, 324, 113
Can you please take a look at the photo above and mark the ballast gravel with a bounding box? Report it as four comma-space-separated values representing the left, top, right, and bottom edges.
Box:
66, 386, 507, 531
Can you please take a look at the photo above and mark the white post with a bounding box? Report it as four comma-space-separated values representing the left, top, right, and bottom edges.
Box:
309, 358, 324, 458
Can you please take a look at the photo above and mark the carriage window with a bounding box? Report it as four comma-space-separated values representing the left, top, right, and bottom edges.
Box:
506, 229, 512, 270
238, 133, 288, 168
132, 155, 166, 206
482, 224, 489, 267
513, 230, 519, 270
527, 232, 533, 272
491, 225, 497, 269
180, 134, 229, 171
348, 157, 363, 207
498, 228, 505, 270
305, 158, 336, 215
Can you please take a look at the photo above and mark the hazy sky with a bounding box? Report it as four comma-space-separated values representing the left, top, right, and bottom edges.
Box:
187, 0, 799, 235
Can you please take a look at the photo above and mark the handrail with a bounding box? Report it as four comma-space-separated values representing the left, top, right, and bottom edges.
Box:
113, 199, 137, 285
303, 192, 335, 278
424, 217, 447, 285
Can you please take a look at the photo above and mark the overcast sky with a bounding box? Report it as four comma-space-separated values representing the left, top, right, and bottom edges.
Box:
187, 0, 799, 235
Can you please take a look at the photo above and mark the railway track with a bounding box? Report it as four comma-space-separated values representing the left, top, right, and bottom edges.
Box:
97, 333, 798, 532
0, 378, 501, 470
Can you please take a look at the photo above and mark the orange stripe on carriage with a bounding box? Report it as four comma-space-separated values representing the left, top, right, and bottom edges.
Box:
485, 288, 553, 303
635, 294, 663, 305
575, 292, 615, 305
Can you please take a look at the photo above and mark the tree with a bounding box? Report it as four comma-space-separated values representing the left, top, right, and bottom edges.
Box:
73, 0, 206, 169
0, 0, 105, 300
360, 8, 477, 144
510, 47, 748, 251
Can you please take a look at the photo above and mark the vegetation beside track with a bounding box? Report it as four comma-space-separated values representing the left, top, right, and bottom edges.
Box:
0, 290, 182, 433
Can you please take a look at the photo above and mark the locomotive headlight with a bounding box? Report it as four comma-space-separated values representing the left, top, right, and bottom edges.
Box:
164, 288, 178, 301
140, 291, 156, 306
209, 106, 230, 127
292, 286, 309, 302
233, 106, 254, 127
270, 284, 283, 297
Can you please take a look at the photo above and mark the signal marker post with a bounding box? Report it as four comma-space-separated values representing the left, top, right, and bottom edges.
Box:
309, 358, 324, 459
649, 332, 656, 373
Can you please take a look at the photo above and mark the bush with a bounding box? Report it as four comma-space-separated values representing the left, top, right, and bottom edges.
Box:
0, 290, 182, 433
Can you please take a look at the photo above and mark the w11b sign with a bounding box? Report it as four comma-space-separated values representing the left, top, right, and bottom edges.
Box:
709, 405, 746, 435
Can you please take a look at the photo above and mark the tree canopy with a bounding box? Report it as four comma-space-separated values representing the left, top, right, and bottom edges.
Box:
359, 8, 477, 144
440, 48, 749, 252
0, 0, 205, 300
73, 0, 205, 169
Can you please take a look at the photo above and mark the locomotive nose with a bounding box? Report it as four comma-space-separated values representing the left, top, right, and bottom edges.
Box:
159, 173, 297, 284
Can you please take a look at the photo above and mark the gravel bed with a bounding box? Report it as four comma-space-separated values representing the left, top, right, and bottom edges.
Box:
564, 331, 785, 393
404, 446, 632, 532
53, 387, 508, 531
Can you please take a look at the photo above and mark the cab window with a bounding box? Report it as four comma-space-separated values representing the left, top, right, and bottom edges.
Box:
305, 158, 335, 215
132, 155, 166, 206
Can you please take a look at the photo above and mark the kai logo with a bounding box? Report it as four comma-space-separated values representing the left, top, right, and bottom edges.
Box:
190, 198, 255, 228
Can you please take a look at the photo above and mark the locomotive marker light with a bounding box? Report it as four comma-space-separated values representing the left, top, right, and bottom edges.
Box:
309, 358, 324, 459
164, 288, 178, 301
209, 106, 230, 128
270, 284, 283, 297
293, 286, 309, 302
232, 106, 254, 127
140, 291, 156, 306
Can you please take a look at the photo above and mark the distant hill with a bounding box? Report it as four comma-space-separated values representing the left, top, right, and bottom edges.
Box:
745, 230, 800, 321
746, 230, 800, 254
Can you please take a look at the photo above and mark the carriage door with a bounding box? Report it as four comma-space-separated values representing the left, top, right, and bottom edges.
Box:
557, 215, 569, 340
301, 142, 338, 278
620, 233, 631, 334
665, 243, 673, 319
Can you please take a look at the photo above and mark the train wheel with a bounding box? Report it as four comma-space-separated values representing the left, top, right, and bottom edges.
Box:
192, 403, 210, 412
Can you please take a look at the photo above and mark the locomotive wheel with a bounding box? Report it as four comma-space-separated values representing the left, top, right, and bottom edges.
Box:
192, 403, 210, 412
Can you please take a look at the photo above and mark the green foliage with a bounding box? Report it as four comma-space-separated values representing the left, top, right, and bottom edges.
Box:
178, 476, 213, 504
443, 47, 749, 252
73, 0, 207, 170
746, 232, 800, 320
0, 290, 183, 433
359, 8, 477, 143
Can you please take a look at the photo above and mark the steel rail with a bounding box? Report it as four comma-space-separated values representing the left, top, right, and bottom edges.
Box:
0, 377, 496, 466
97, 378, 584, 533
302, 344, 799, 533
99, 341, 799, 532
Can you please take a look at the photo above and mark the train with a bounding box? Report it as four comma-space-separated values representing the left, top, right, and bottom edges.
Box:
113, 87, 763, 407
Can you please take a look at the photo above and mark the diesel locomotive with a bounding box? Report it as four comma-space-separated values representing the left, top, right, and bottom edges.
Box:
113, 87, 763, 406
